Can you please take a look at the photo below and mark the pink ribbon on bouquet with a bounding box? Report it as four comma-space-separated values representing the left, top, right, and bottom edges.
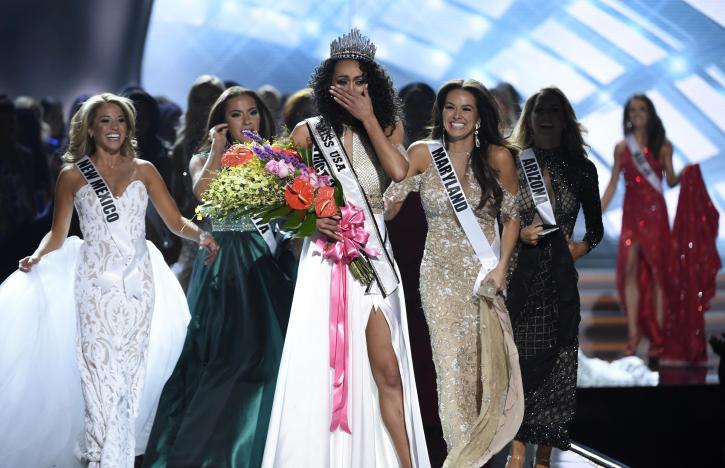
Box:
315, 203, 379, 434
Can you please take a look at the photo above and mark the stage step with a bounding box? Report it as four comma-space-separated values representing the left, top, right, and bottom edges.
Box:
577, 269, 725, 371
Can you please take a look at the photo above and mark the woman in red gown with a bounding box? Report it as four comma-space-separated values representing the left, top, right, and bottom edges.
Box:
601, 94, 681, 365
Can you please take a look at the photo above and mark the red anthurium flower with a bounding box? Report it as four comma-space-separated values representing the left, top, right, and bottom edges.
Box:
284, 177, 315, 210
221, 144, 255, 167
315, 186, 338, 217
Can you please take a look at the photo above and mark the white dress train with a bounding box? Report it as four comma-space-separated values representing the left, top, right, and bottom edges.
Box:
0, 181, 189, 468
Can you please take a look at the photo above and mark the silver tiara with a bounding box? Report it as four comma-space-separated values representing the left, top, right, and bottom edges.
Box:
329, 28, 376, 61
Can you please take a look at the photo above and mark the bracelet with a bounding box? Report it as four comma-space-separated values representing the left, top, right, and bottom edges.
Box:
198, 230, 212, 243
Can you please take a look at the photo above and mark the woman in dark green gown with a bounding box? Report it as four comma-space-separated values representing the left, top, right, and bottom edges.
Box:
143, 87, 295, 468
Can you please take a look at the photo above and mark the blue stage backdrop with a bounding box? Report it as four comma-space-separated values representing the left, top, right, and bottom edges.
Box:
142, 0, 725, 247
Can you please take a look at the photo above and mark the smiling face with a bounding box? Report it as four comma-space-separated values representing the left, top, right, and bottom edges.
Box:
332, 59, 367, 95
89, 102, 128, 154
530, 91, 564, 148
442, 88, 479, 142
224, 94, 260, 143
627, 98, 649, 131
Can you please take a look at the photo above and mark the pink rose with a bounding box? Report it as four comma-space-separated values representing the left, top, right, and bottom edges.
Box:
265, 160, 294, 178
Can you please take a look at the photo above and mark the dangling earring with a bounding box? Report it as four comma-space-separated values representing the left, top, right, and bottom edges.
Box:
442, 131, 447, 148
475, 121, 480, 148
626, 120, 633, 130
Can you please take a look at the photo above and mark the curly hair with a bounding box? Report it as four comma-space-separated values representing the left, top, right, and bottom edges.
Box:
62, 93, 137, 163
430, 79, 512, 210
623, 93, 666, 160
197, 86, 276, 153
309, 58, 400, 137
512, 86, 588, 160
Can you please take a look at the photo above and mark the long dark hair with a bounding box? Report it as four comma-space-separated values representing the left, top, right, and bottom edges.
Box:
431, 79, 510, 210
512, 86, 588, 160
310, 58, 400, 137
197, 86, 276, 152
623, 93, 665, 160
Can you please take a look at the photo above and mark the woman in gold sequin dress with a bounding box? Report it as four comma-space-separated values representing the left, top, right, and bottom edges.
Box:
262, 29, 429, 468
385, 79, 524, 468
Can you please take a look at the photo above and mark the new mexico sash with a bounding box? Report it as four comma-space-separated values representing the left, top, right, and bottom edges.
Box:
75, 156, 144, 299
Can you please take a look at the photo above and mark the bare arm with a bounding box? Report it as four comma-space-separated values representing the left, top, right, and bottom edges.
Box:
19, 166, 79, 271
600, 141, 624, 212
330, 85, 408, 181
488, 146, 520, 281
139, 161, 219, 262
660, 140, 680, 188
383, 141, 432, 220
192, 123, 228, 200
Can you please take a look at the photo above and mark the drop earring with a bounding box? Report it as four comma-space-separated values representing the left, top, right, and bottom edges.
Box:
626, 120, 633, 130
475, 121, 480, 148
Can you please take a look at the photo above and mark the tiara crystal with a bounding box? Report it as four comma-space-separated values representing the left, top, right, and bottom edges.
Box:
329, 28, 376, 61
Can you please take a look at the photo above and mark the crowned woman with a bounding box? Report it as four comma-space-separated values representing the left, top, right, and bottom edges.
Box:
261, 29, 430, 468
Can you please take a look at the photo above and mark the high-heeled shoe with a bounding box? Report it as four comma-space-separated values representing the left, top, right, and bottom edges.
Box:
505, 454, 525, 468
623, 332, 640, 356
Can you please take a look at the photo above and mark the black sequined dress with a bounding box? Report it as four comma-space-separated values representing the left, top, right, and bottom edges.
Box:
506, 146, 603, 449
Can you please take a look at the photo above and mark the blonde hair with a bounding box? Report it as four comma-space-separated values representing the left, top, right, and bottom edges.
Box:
62, 93, 137, 163
511, 86, 588, 159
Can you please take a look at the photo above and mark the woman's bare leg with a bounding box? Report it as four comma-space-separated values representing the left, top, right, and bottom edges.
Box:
623, 242, 641, 354
367, 308, 412, 468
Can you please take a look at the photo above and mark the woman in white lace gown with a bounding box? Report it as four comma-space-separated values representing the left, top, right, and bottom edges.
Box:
0, 93, 218, 468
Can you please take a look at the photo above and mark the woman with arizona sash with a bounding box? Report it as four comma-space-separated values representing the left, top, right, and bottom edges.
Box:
143, 87, 295, 468
506, 87, 603, 468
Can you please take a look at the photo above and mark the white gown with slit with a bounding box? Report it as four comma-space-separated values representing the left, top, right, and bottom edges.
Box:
262, 130, 431, 468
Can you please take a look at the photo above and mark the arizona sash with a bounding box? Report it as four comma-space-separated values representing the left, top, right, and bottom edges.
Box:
626, 133, 662, 194
427, 140, 500, 296
518, 148, 558, 235
75, 155, 145, 299
306, 116, 399, 297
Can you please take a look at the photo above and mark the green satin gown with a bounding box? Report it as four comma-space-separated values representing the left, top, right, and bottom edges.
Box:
143, 223, 295, 468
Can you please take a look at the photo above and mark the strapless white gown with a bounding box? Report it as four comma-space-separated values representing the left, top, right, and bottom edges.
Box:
0, 180, 189, 467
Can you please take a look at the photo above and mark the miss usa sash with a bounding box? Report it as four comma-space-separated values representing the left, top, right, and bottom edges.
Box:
427, 140, 500, 296
518, 148, 558, 235
626, 133, 662, 194
75, 156, 144, 299
306, 116, 399, 297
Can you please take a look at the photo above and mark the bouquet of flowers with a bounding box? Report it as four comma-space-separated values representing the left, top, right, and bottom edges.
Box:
195, 130, 377, 284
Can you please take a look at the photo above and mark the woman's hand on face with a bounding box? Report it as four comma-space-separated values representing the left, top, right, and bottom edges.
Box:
198, 232, 220, 265
329, 84, 374, 123
316, 215, 342, 242
520, 223, 543, 246
209, 123, 229, 157
18, 256, 39, 273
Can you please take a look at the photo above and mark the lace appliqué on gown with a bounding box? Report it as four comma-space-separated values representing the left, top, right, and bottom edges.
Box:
74, 179, 154, 467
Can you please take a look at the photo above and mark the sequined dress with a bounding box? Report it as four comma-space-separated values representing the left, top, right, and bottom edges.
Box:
507, 147, 602, 449
262, 126, 430, 468
616, 144, 669, 357
385, 144, 524, 468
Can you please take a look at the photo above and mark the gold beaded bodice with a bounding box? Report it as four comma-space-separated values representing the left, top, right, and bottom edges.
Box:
346, 128, 390, 213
